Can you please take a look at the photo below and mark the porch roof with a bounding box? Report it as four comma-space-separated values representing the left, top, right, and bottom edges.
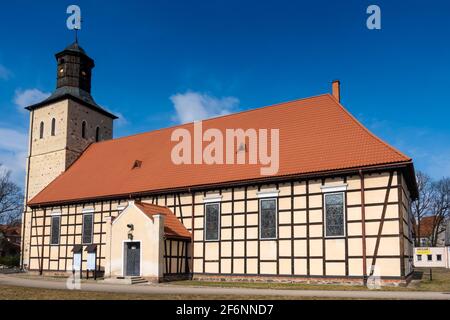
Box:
134, 202, 191, 240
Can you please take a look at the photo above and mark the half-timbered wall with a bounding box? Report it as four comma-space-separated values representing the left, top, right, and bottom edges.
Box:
164, 239, 191, 275
25, 170, 413, 282
399, 173, 414, 277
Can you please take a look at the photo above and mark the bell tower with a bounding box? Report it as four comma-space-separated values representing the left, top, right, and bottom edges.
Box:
23, 42, 117, 202
56, 42, 94, 93
21, 42, 117, 268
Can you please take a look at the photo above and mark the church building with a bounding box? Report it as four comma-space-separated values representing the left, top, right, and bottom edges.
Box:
21, 42, 418, 285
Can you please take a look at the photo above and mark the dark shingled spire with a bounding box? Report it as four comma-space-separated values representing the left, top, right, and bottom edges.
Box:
26, 42, 117, 119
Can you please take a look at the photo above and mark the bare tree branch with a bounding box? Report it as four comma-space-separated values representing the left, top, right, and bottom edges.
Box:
0, 164, 23, 225
430, 178, 450, 246
412, 171, 434, 246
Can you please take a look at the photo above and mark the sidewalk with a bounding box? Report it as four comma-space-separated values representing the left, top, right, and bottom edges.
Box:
0, 274, 449, 300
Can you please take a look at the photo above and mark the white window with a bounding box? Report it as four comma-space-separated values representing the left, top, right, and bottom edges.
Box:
259, 198, 277, 239
324, 192, 346, 237
204, 203, 220, 241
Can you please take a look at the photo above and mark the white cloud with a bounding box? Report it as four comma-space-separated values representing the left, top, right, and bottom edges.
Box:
13, 88, 51, 112
0, 64, 12, 80
170, 91, 240, 124
103, 106, 129, 128
0, 127, 28, 188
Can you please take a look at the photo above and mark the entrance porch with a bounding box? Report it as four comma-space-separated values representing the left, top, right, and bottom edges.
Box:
104, 201, 192, 282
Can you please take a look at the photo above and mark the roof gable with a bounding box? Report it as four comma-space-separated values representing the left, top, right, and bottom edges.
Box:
114, 202, 191, 239
29, 94, 412, 206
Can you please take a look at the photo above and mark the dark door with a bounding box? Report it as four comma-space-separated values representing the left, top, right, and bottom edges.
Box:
125, 242, 140, 276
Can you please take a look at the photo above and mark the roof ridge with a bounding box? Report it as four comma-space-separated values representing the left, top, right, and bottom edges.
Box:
94, 93, 331, 146
327, 94, 411, 161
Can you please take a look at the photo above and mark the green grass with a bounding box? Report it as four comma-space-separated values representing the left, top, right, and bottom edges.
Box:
169, 268, 450, 292
170, 280, 370, 291
0, 285, 343, 300
409, 268, 450, 292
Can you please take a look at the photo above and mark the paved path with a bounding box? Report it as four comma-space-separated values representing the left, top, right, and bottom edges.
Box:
0, 274, 449, 300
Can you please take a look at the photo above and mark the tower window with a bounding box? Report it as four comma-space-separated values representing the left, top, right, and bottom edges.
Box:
51, 118, 56, 136
95, 127, 100, 142
81, 121, 87, 139
39, 121, 44, 139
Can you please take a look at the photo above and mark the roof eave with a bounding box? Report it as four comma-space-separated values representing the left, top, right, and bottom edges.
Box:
25, 94, 118, 120
27, 160, 416, 208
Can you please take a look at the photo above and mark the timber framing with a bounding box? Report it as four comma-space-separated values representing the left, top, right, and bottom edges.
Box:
24, 167, 416, 284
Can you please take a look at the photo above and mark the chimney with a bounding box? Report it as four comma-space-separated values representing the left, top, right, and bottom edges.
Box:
332, 80, 341, 102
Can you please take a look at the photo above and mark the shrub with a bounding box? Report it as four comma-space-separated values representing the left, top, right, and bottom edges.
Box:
0, 255, 20, 267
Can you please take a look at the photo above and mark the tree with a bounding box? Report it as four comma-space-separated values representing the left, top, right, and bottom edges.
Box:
412, 171, 434, 246
429, 178, 450, 246
0, 164, 23, 225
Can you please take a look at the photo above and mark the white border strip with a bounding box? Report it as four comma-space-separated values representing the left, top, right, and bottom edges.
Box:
203, 195, 223, 203
256, 190, 280, 198
320, 184, 348, 193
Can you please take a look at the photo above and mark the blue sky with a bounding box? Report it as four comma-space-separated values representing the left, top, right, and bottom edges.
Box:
0, 0, 449, 187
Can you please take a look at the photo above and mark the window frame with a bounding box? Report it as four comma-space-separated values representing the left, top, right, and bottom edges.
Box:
417, 254, 422, 261
50, 215, 61, 245
82, 211, 94, 244
323, 192, 346, 238
427, 254, 433, 261
259, 198, 278, 240
436, 254, 442, 261
204, 202, 221, 242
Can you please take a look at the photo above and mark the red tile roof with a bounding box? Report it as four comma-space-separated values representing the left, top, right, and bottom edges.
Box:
134, 202, 191, 239
415, 216, 442, 238
29, 94, 413, 206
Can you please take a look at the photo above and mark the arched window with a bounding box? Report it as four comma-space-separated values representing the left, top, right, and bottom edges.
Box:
51, 118, 56, 136
39, 121, 44, 139
81, 121, 87, 139
95, 127, 100, 142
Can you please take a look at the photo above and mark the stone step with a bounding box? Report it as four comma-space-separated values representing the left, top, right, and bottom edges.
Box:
131, 276, 148, 284
131, 279, 149, 285
102, 276, 148, 285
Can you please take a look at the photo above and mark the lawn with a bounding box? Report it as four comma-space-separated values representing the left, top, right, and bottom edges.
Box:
1, 268, 448, 300
169, 268, 450, 292
0, 285, 341, 300
410, 268, 450, 292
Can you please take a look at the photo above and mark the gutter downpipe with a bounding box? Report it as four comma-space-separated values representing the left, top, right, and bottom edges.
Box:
359, 169, 368, 285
